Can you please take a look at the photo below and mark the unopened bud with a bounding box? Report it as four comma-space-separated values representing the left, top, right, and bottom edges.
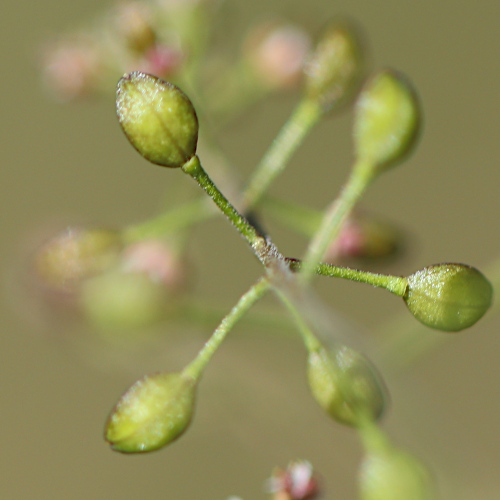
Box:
307, 345, 386, 427
325, 211, 401, 262
266, 460, 320, 500
114, 2, 156, 53
359, 446, 436, 500
80, 268, 170, 331
105, 371, 197, 453
303, 21, 363, 111
41, 40, 102, 101
245, 22, 311, 89
353, 69, 420, 172
404, 263, 493, 332
34, 227, 122, 294
116, 72, 198, 168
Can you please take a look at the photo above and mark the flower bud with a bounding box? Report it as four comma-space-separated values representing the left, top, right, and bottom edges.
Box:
325, 210, 401, 262
307, 345, 386, 427
245, 22, 311, 89
404, 263, 493, 332
80, 268, 170, 331
41, 39, 102, 101
114, 2, 156, 54
359, 446, 436, 500
303, 21, 363, 112
105, 371, 197, 453
122, 239, 186, 289
33, 227, 122, 294
116, 72, 198, 168
266, 460, 320, 500
353, 69, 420, 172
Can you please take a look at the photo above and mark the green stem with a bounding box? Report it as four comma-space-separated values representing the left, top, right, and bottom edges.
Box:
242, 98, 322, 210
287, 258, 408, 296
272, 285, 322, 352
182, 155, 262, 248
358, 420, 392, 454
262, 196, 322, 238
300, 158, 376, 284
122, 197, 213, 243
182, 276, 271, 380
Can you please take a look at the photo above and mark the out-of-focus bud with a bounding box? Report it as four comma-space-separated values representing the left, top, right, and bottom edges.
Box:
307, 345, 386, 427
325, 210, 401, 262
303, 21, 363, 112
80, 267, 171, 331
404, 263, 493, 332
114, 2, 156, 53
359, 446, 437, 500
41, 39, 102, 101
353, 69, 420, 172
116, 72, 199, 168
266, 460, 320, 500
141, 44, 183, 78
105, 371, 197, 453
122, 239, 185, 289
33, 227, 122, 295
245, 22, 311, 89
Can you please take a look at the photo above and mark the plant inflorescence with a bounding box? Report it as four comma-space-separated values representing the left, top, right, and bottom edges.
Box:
37, 1, 494, 498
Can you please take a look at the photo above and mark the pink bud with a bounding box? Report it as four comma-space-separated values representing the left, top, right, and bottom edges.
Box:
41, 39, 101, 101
121, 240, 185, 289
267, 460, 320, 500
245, 22, 311, 89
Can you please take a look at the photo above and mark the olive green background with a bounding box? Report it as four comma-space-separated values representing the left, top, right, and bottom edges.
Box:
2, 1, 499, 499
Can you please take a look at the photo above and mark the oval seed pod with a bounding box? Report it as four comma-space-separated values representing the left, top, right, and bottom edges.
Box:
353, 69, 420, 172
303, 20, 363, 112
80, 268, 170, 331
105, 371, 197, 453
116, 71, 199, 168
359, 446, 437, 500
404, 263, 493, 332
307, 345, 387, 427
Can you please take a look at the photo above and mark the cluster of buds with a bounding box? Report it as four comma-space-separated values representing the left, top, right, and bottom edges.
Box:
32, 225, 187, 333
40, 1, 195, 101
40, 0, 313, 110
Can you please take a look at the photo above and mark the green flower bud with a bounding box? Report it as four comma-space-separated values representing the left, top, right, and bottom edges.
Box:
353, 69, 420, 172
80, 268, 169, 331
116, 71, 198, 168
359, 446, 436, 500
105, 371, 197, 453
307, 345, 387, 427
404, 263, 493, 332
304, 21, 363, 111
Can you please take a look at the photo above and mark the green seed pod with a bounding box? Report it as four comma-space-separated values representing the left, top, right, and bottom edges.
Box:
404, 263, 493, 332
116, 71, 198, 168
105, 371, 197, 453
307, 345, 387, 427
80, 268, 169, 331
359, 446, 436, 500
353, 69, 420, 172
303, 21, 363, 112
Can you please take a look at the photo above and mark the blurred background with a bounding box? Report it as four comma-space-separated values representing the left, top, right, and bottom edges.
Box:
2, 0, 499, 498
